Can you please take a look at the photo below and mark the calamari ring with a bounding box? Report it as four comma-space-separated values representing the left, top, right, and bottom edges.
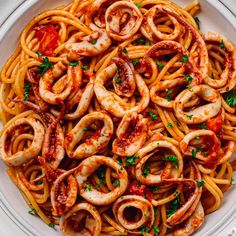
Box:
173, 202, 204, 236
65, 29, 111, 60
179, 130, 221, 169
112, 195, 154, 233
64, 112, 113, 159
135, 140, 183, 184
204, 32, 236, 93
112, 112, 148, 157
141, 4, 181, 41
105, 1, 143, 41
51, 168, 78, 216
0, 117, 45, 166
60, 203, 102, 236
39, 61, 79, 105
145, 41, 204, 86
219, 141, 236, 164
173, 85, 221, 124
75, 155, 128, 205
94, 63, 150, 117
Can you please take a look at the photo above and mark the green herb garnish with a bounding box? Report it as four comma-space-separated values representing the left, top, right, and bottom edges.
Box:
28, 208, 36, 215
167, 123, 173, 128
81, 65, 89, 70
136, 2, 141, 8
36, 57, 53, 76
115, 77, 121, 84
185, 74, 193, 83
181, 55, 189, 62
156, 61, 163, 69
162, 155, 178, 168
91, 40, 97, 45
24, 83, 31, 101
166, 90, 172, 102
126, 155, 139, 166
69, 61, 78, 67
220, 40, 225, 49
142, 167, 150, 178
113, 181, 120, 186
148, 111, 157, 121
194, 17, 200, 29
199, 123, 208, 129
197, 181, 205, 187
225, 90, 236, 106
152, 226, 160, 236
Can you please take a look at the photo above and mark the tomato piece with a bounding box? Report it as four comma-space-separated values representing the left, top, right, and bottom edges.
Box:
128, 180, 153, 201
206, 115, 223, 134
34, 25, 59, 57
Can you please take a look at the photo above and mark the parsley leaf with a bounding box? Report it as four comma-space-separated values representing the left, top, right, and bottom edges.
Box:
131, 58, 140, 66
81, 65, 89, 70
140, 226, 150, 234
69, 61, 78, 67
126, 155, 139, 166
197, 181, 205, 187
37, 180, 43, 185
162, 155, 178, 169
148, 111, 157, 121
145, 42, 151, 46
220, 40, 225, 49
83, 127, 89, 131
123, 47, 127, 54
136, 38, 145, 44
185, 74, 193, 83
181, 55, 188, 62
91, 40, 97, 45
167, 123, 173, 128
115, 77, 121, 84
156, 61, 163, 69
167, 195, 181, 218
225, 90, 236, 106
199, 123, 208, 129
152, 226, 160, 236
28, 208, 36, 215
95, 171, 105, 189
84, 184, 91, 192
166, 90, 172, 102
187, 114, 193, 120
49, 222, 55, 229
194, 17, 200, 29
186, 85, 193, 92
136, 2, 141, 8
192, 149, 197, 157
24, 83, 31, 101
230, 178, 235, 185
36, 51, 42, 58
142, 167, 150, 178
36, 57, 53, 76
113, 180, 120, 186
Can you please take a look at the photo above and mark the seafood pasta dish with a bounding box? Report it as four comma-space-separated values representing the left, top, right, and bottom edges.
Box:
0, 0, 236, 235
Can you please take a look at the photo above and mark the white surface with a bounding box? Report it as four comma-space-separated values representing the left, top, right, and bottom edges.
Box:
0, 0, 235, 236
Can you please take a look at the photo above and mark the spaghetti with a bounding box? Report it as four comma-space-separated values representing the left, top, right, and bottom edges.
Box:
0, 0, 235, 235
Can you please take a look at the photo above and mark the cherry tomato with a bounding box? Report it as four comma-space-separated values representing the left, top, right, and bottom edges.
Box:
34, 25, 59, 57
206, 114, 223, 134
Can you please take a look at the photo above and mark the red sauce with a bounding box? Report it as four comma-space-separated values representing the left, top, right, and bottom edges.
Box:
206, 115, 223, 134
34, 25, 59, 56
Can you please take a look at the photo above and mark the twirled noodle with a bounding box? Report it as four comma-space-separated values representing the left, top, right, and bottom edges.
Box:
0, 0, 236, 235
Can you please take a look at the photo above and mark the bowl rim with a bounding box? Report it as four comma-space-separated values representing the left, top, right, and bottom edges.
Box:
0, 0, 235, 235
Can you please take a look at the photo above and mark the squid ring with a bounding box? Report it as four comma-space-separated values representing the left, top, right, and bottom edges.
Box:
0, 117, 45, 166
112, 112, 148, 157
64, 112, 113, 159
75, 155, 128, 205
112, 195, 154, 233
60, 203, 102, 236
94, 64, 150, 117
135, 141, 183, 184
173, 85, 221, 124
51, 168, 78, 216
105, 1, 143, 41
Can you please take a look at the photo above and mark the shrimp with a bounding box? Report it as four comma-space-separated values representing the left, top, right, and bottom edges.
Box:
60, 203, 102, 236
174, 85, 221, 124
105, 1, 143, 41
75, 155, 128, 205
0, 117, 45, 166
94, 64, 150, 117
135, 140, 183, 185
112, 195, 154, 234
65, 29, 111, 60
64, 112, 113, 159
112, 112, 148, 157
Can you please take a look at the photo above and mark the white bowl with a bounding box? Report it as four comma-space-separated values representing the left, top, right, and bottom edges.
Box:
0, 0, 236, 235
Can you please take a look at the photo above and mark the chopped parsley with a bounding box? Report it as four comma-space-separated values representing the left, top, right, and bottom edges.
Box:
197, 181, 205, 187
230, 178, 235, 185
84, 184, 91, 192
37, 180, 43, 185
167, 195, 181, 218
196, 145, 202, 153
167, 123, 173, 128
148, 111, 157, 121
113, 180, 120, 186
186, 85, 193, 92
24, 83, 31, 101
212, 72, 215, 79
194, 17, 200, 29
69, 61, 78, 67
28, 208, 36, 215
145, 42, 151, 46
115, 77, 121, 84
136, 38, 145, 44
142, 167, 150, 178
36, 51, 42, 58
81, 65, 89, 70
95, 171, 105, 189
152, 226, 160, 236
123, 47, 127, 54
136, 2, 141, 8
225, 90, 236, 106
91, 40, 97, 45
36, 57, 53, 76
199, 123, 208, 129
187, 114, 193, 120
140, 226, 150, 234
126, 155, 139, 166
83, 127, 89, 131
162, 155, 178, 169
166, 90, 172, 102
192, 149, 197, 157
156, 61, 163, 69
185, 74, 193, 83
49, 222, 55, 229
181, 55, 189, 62
220, 40, 225, 49
131, 58, 140, 66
